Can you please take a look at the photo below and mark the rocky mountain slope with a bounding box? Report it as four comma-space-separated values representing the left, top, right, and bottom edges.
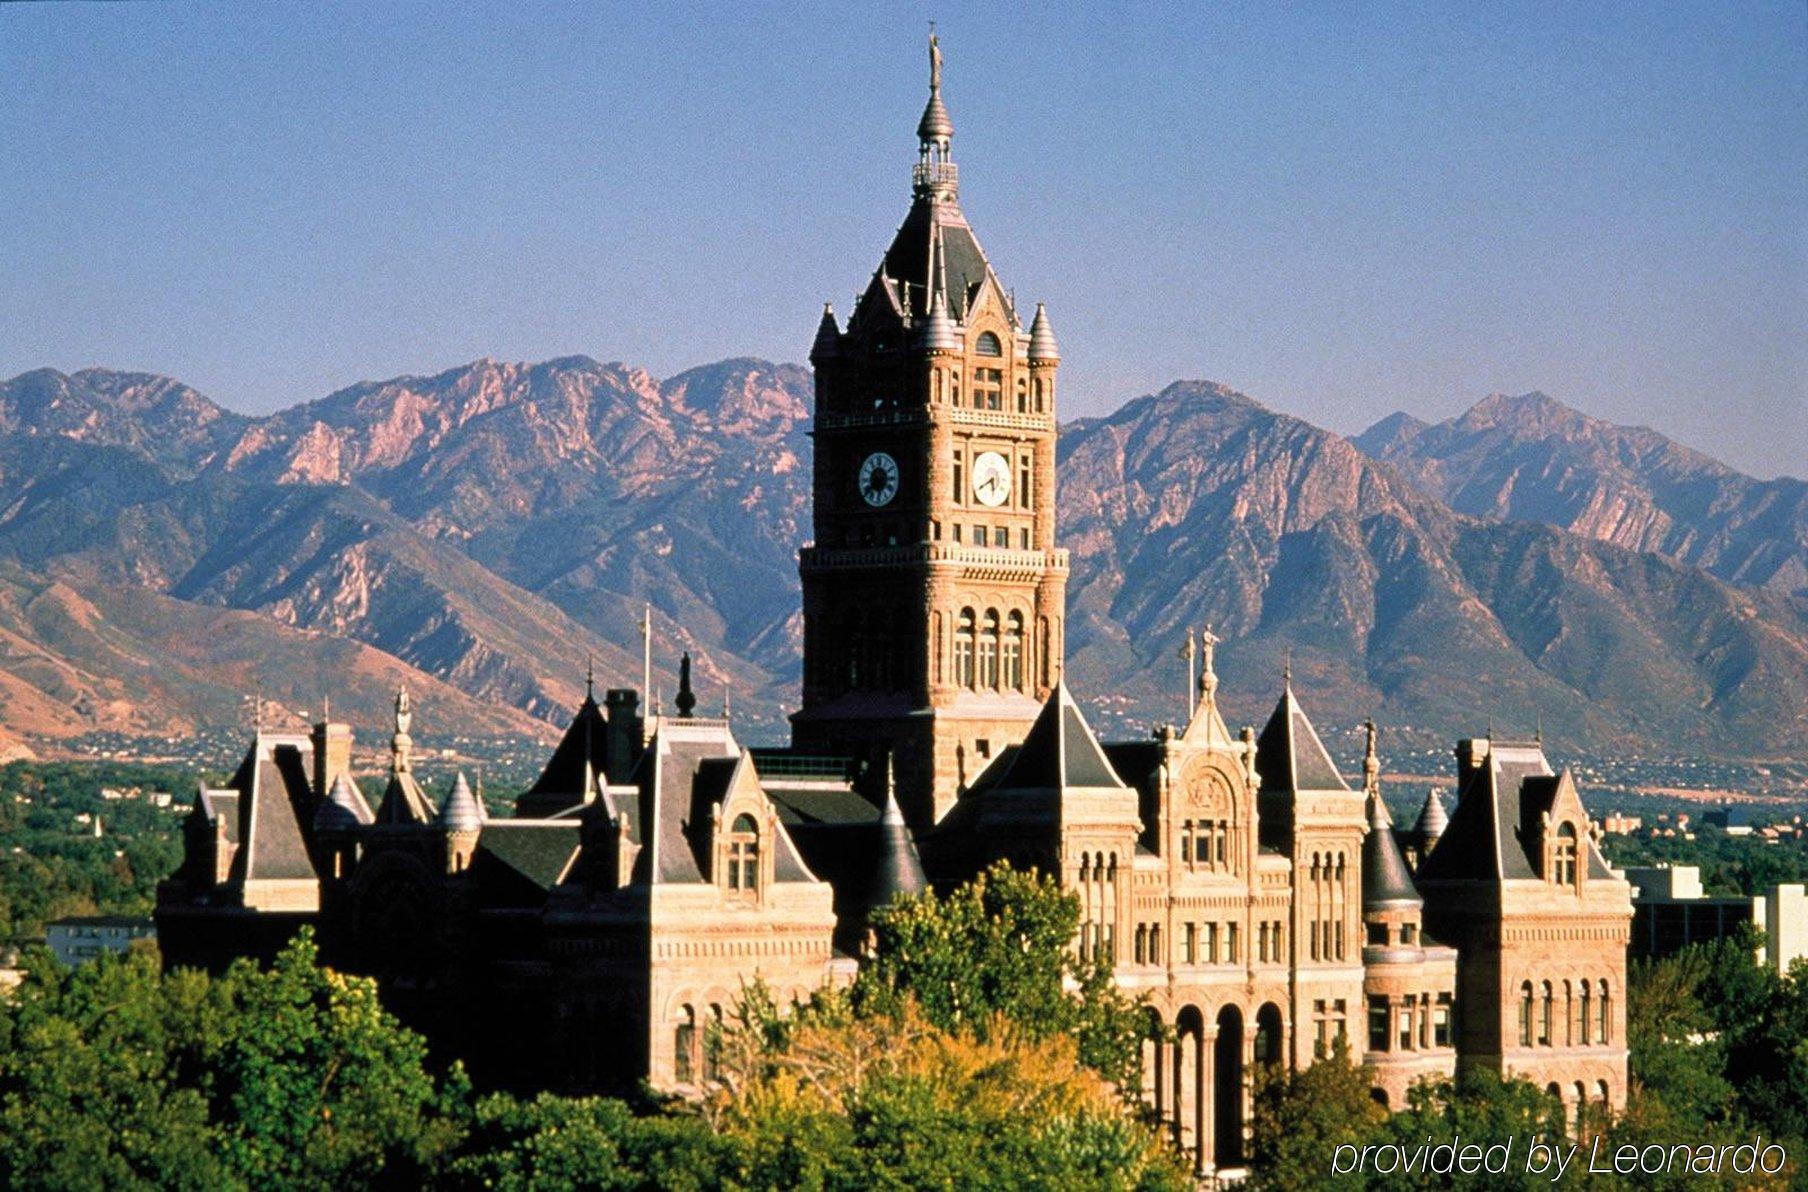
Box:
0, 362, 1803, 758
1354, 392, 1808, 597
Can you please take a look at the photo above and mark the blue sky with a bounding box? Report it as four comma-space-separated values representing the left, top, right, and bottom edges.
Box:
3, 2, 1803, 476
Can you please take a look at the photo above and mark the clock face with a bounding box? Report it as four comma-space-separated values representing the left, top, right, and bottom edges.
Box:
971, 451, 1011, 507
859, 452, 899, 507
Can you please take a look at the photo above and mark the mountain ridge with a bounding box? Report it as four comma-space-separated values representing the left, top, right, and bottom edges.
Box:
1, 361, 1802, 758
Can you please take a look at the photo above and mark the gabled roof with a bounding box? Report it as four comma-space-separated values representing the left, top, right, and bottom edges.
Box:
475, 822, 582, 890
521, 691, 608, 808
992, 682, 1125, 792
375, 768, 435, 826
1363, 790, 1421, 910
1255, 686, 1349, 793
237, 733, 318, 883
1414, 740, 1615, 883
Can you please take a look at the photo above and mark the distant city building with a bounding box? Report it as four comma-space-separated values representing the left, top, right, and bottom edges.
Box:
1625, 865, 1808, 974
1599, 812, 1642, 835
1703, 806, 1754, 836
46, 915, 155, 967
155, 36, 1633, 1183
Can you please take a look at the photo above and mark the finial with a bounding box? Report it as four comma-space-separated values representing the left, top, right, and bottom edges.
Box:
585, 653, 595, 699
391, 687, 414, 774
1199, 623, 1219, 693
1283, 648, 1292, 688
929, 24, 942, 94
1363, 718, 1380, 793
675, 652, 696, 718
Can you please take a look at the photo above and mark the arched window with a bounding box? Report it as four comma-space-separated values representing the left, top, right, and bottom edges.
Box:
1540, 981, 1554, 1046
979, 609, 1001, 689
1004, 612, 1024, 690
705, 1004, 724, 1081
1134, 924, 1148, 964
975, 330, 1003, 356
955, 608, 976, 688
727, 813, 759, 891
1016, 377, 1027, 413
1519, 982, 1535, 1047
1597, 981, 1610, 1043
1149, 924, 1161, 963
1579, 981, 1592, 1044
674, 1005, 697, 1083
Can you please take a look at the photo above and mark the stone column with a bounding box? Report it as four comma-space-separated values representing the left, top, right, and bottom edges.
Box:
1196, 1025, 1218, 1179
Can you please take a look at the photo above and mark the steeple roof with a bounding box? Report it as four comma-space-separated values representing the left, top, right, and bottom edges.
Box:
1028, 303, 1060, 361
1255, 685, 1349, 793
438, 771, 484, 833
1362, 787, 1421, 911
314, 772, 373, 832
993, 682, 1124, 791
1413, 787, 1450, 843
810, 303, 841, 362
520, 688, 608, 808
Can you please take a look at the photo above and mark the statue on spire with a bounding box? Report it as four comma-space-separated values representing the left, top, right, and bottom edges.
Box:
929, 27, 942, 93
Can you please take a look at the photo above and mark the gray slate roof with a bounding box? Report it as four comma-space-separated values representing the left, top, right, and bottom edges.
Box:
1255, 686, 1349, 793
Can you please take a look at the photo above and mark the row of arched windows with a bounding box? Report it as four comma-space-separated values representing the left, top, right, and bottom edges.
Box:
1307, 851, 1349, 962
1519, 979, 1611, 1048
1549, 1080, 1614, 1133
954, 607, 1025, 691
1078, 851, 1117, 964
672, 1002, 724, 1085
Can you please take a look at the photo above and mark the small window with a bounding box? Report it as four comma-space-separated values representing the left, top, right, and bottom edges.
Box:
727, 813, 759, 891
975, 331, 1003, 356
1368, 997, 1390, 1052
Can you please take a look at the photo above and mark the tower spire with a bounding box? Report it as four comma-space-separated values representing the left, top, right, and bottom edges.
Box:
913, 31, 956, 201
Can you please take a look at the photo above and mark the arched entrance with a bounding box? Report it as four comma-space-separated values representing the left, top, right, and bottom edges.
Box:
1173, 1006, 1206, 1162
1254, 1002, 1284, 1067
1215, 1005, 1245, 1169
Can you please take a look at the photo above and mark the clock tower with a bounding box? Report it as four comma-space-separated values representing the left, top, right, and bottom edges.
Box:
793, 34, 1068, 829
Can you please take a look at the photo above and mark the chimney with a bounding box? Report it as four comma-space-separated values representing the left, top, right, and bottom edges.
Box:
311, 717, 353, 805
603, 689, 643, 783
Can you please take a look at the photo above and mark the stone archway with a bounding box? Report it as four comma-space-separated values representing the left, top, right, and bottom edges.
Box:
1215, 1004, 1245, 1169
1254, 1002, 1284, 1067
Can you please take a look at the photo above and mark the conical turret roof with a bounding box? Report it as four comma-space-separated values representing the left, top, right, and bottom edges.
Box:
1028, 303, 1060, 361
810, 303, 840, 362
1413, 788, 1450, 842
1362, 788, 1421, 911
438, 771, 484, 833
314, 772, 373, 832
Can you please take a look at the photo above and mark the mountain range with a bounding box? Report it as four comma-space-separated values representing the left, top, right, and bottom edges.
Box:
0, 360, 1802, 761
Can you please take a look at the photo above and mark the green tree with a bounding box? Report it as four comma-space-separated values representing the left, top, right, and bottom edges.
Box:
853, 861, 1151, 1092
445, 1092, 730, 1191
205, 930, 466, 1188
1246, 1037, 1386, 1192
0, 942, 231, 1191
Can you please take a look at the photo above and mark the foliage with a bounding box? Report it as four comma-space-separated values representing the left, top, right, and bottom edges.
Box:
0, 760, 192, 943
0, 931, 464, 1190
708, 990, 1190, 1191
853, 860, 1152, 1093
1247, 1037, 1387, 1192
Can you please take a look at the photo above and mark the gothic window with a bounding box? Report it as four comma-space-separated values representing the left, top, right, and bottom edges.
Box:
1519, 982, 1535, 1047
1540, 981, 1554, 1046
979, 609, 1000, 688
674, 1005, 697, 1083
975, 331, 1003, 356
727, 813, 760, 892
955, 608, 976, 688
1554, 822, 1578, 886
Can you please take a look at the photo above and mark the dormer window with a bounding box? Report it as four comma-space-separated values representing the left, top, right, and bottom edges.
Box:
975, 331, 1002, 356
1553, 822, 1578, 886
727, 813, 759, 892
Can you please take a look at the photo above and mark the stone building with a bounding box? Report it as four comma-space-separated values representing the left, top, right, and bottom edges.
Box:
1416, 736, 1634, 1125
156, 34, 1631, 1184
